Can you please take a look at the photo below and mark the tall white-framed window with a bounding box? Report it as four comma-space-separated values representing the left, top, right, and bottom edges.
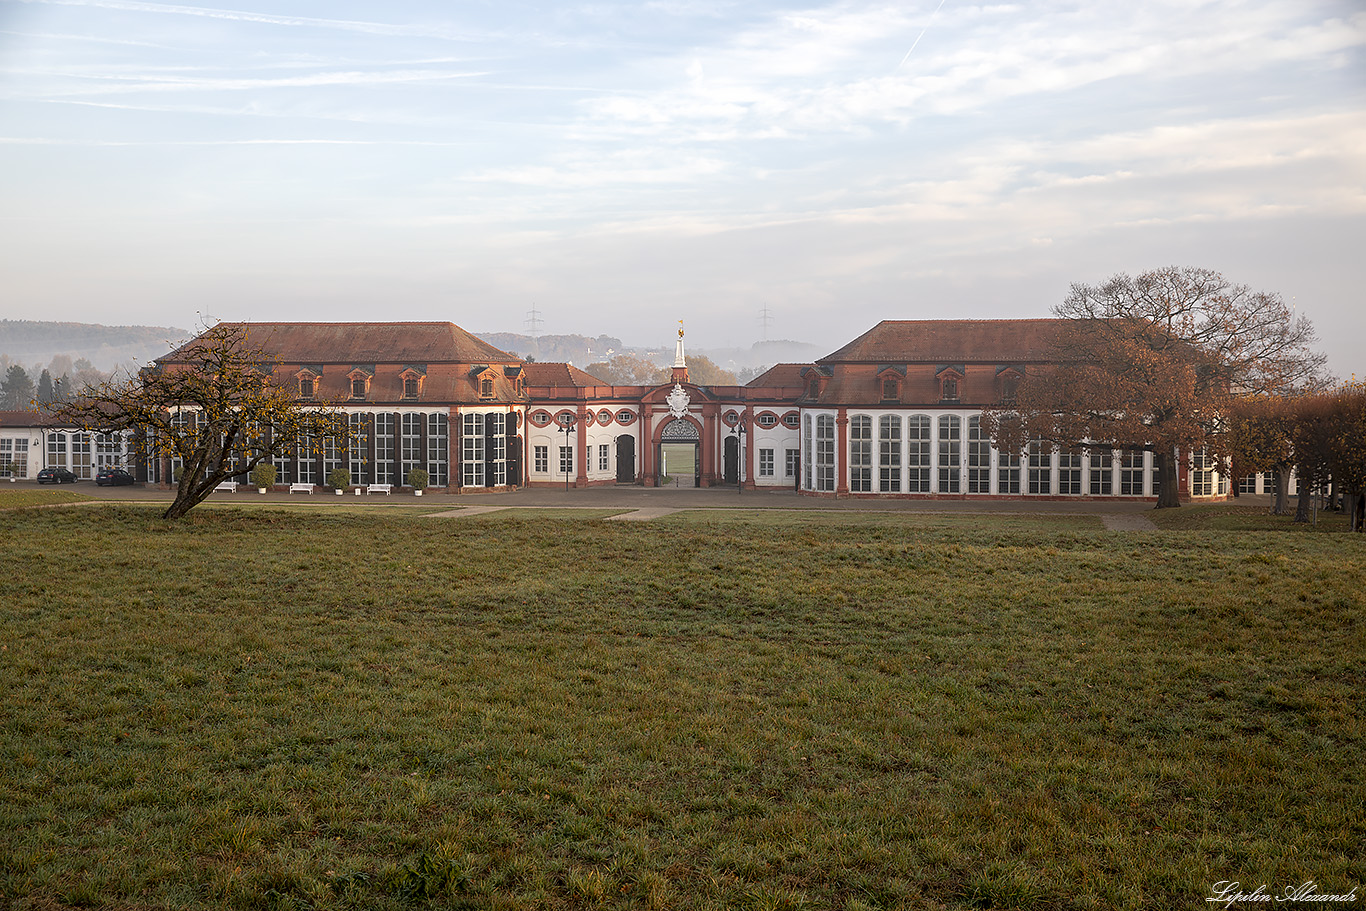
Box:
534, 445, 548, 474
785, 448, 798, 479
998, 446, 1021, 494
323, 434, 343, 481
462, 413, 485, 487
1120, 450, 1145, 496
1058, 448, 1082, 495
270, 428, 292, 485
815, 414, 835, 492
598, 444, 610, 472
374, 413, 395, 485
1028, 439, 1052, 494
1089, 449, 1114, 495
401, 413, 423, 482
937, 415, 961, 494
908, 415, 931, 493
296, 433, 316, 485
488, 412, 507, 487
427, 413, 449, 487
1191, 448, 1215, 496
967, 416, 991, 494
849, 415, 872, 493
879, 415, 901, 493
559, 445, 573, 476
349, 413, 370, 485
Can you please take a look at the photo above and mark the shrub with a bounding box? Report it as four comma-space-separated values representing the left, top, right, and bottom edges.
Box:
249, 463, 277, 489
406, 468, 429, 490
326, 468, 352, 490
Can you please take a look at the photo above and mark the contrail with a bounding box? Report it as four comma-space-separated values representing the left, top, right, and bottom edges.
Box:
897, 0, 949, 70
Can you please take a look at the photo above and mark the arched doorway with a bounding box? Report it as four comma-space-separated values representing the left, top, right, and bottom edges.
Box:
615, 434, 635, 483
659, 418, 700, 488
723, 435, 739, 485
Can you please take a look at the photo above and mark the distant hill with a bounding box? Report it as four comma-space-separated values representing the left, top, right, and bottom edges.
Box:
475, 333, 628, 367
474, 332, 820, 372
0, 320, 190, 372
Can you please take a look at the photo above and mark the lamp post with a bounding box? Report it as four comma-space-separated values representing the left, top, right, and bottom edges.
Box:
559, 413, 575, 492
732, 417, 746, 494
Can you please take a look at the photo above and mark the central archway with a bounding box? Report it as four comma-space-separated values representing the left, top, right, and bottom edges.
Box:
659, 418, 700, 488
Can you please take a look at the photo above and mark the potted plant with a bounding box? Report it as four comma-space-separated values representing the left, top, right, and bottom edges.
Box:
326, 467, 351, 496
407, 468, 429, 496
250, 463, 277, 493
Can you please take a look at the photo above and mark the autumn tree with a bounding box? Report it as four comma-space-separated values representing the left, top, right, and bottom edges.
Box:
1325, 380, 1366, 532
583, 353, 665, 385
49, 323, 350, 520
986, 267, 1327, 508
1217, 395, 1297, 514
683, 354, 739, 386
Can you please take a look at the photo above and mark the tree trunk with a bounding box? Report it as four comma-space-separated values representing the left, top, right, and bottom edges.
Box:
1293, 469, 1313, 523
1154, 449, 1180, 509
1271, 466, 1291, 515
1352, 492, 1365, 533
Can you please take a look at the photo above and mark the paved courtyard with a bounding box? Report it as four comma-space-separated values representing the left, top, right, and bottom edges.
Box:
17, 477, 1256, 527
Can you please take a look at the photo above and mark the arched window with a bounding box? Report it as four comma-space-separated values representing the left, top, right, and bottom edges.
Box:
908, 415, 931, 493
815, 415, 835, 492
849, 415, 872, 493
879, 415, 901, 493
967, 416, 991, 494
937, 415, 961, 493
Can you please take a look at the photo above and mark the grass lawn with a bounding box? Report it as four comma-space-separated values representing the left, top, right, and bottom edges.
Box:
0, 488, 93, 510
1, 505, 1362, 910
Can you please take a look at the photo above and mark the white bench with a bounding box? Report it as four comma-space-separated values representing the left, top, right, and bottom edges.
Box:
365, 483, 392, 495
215, 481, 237, 493
289, 483, 313, 494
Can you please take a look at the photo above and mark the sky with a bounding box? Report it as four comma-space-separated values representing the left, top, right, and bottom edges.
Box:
1, 0, 1363, 375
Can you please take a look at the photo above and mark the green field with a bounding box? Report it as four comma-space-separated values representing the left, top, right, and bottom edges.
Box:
2, 504, 1362, 910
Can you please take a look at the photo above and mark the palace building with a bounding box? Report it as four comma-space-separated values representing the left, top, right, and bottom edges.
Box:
1, 318, 1243, 500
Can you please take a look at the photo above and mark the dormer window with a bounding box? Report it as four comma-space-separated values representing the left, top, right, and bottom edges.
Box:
347, 366, 373, 400
403, 376, 420, 399
997, 367, 1023, 404
936, 365, 964, 403
299, 377, 315, 398
481, 376, 494, 398
882, 377, 899, 401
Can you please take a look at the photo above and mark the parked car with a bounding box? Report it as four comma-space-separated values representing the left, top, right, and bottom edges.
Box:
37, 467, 78, 484
95, 467, 135, 487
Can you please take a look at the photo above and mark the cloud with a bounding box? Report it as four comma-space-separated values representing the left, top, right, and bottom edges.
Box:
11, 0, 481, 40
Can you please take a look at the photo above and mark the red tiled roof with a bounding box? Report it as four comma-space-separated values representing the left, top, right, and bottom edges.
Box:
746, 363, 810, 387
820, 319, 1067, 364
0, 409, 54, 428
160, 322, 517, 365
523, 363, 607, 387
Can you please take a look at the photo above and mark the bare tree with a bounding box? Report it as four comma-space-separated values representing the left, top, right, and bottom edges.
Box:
986, 267, 1327, 508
